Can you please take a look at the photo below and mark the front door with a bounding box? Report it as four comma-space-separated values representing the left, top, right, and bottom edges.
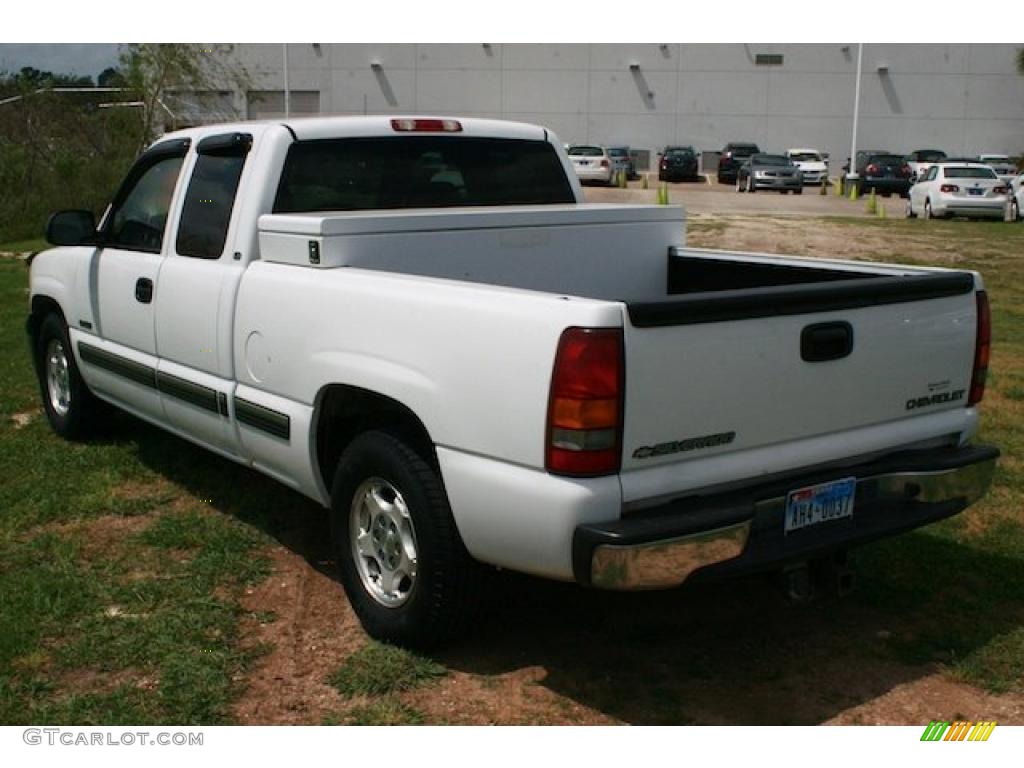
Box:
78, 140, 188, 419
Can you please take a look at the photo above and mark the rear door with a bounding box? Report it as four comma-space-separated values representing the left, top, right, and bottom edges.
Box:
154, 132, 254, 456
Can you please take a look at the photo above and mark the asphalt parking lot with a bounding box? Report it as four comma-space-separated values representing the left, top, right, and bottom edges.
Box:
582, 176, 910, 218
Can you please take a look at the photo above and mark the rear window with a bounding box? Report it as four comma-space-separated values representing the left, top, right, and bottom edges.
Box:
868, 155, 905, 164
944, 167, 998, 180
911, 150, 946, 162
788, 152, 821, 162
607, 148, 628, 157
665, 147, 695, 156
727, 144, 759, 156
273, 137, 575, 212
568, 146, 604, 157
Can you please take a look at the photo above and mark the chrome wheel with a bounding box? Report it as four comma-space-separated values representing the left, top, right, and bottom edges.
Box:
350, 477, 418, 608
45, 339, 71, 418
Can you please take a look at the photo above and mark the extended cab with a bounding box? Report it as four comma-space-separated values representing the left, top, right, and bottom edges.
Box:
29, 116, 998, 647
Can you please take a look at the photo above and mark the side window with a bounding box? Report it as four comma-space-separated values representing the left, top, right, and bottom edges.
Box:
926, 167, 938, 182
106, 155, 185, 253
176, 152, 247, 259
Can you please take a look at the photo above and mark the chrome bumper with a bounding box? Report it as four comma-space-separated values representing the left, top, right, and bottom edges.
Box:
576, 445, 998, 591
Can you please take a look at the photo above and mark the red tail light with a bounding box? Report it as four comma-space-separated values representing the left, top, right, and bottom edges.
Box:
969, 291, 991, 406
901, 164, 911, 176
994, 185, 1009, 194
546, 328, 624, 477
390, 118, 462, 132
940, 184, 959, 193
866, 164, 879, 174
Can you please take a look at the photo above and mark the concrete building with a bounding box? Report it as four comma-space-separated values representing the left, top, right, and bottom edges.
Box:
205, 44, 1023, 171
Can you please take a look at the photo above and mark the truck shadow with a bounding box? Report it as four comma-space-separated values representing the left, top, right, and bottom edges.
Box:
111, 415, 1021, 725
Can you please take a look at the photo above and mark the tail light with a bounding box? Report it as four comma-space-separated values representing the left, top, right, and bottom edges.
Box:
600, 159, 609, 168
901, 164, 911, 176
660, 159, 668, 169
866, 164, 878, 174
390, 118, 462, 132
940, 184, 959, 193
994, 185, 1008, 195
546, 328, 624, 477
969, 291, 991, 406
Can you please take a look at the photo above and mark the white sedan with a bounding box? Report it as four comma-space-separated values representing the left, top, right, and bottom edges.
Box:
907, 163, 1010, 220
785, 148, 829, 185
567, 145, 614, 185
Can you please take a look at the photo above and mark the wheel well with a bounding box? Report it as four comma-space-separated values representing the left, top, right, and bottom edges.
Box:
314, 384, 436, 492
27, 296, 66, 374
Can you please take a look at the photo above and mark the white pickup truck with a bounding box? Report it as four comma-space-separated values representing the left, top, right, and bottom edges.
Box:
28, 116, 998, 647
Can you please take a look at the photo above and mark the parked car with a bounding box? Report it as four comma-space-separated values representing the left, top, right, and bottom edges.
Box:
905, 149, 947, 182
977, 154, 1019, 185
717, 142, 760, 184
567, 144, 614, 185
658, 145, 699, 182
907, 162, 1010, 220
607, 146, 636, 179
850, 153, 913, 197
28, 115, 998, 649
736, 153, 803, 193
785, 148, 828, 185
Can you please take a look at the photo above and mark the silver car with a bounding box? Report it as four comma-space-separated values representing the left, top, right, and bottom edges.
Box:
736, 153, 803, 194
907, 162, 1010, 220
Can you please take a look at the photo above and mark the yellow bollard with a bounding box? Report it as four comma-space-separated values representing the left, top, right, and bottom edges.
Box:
865, 188, 877, 214
878, 202, 887, 219
641, 174, 649, 190
819, 180, 827, 195
849, 182, 859, 201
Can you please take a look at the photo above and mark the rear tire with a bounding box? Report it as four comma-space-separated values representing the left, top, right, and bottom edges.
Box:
736, 176, 744, 193
1011, 198, 1020, 222
747, 175, 755, 193
34, 312, 104, 439
794, 188, 803, 195
906, 198, 917, 219
331, 430, 480, 649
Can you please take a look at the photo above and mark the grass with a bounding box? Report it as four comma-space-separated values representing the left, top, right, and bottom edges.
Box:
0, 238, 47, 254
328, 641, 447, 697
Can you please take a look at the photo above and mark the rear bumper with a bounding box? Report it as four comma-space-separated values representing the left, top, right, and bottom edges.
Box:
573, 443, 998, 590
861, 178, 911, 194
936, 199, 1007, 218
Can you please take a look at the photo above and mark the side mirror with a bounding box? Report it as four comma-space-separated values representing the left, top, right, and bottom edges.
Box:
46, 210, 97, 246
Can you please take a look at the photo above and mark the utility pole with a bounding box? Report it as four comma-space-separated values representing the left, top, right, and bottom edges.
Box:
848, 43, 864, 189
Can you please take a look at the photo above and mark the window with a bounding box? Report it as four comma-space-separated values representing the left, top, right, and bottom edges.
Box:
176, 152, 247, 259
105, 155, 185, 253
273, 137, 575, 213
246, 90, 320, 119
944, 167, 998, 180
924, 167, 938, 182
755, 54, 784, 66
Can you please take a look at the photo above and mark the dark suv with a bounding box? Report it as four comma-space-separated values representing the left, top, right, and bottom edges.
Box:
717, 142, 760, 184
658, 146, 699, 182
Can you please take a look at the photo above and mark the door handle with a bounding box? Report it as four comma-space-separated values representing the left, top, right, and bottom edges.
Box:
801, 321, 853, 362
135, 277, 153, 304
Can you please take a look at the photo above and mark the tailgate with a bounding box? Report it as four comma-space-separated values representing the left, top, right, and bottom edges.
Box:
618, 269, 979, 499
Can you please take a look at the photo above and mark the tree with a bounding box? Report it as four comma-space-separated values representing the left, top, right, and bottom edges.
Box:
117, 44, 250, 152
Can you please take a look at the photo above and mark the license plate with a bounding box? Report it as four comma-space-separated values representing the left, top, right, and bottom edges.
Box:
969, 188, 983, 196
577, 160, 590, 166
784, 477, 856, 534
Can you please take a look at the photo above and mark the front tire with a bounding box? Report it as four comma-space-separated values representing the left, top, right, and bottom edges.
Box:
923, 199, 933, 220
331, 430, 479, 649
34, 312, 103, 439
906, 198, 917, 219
